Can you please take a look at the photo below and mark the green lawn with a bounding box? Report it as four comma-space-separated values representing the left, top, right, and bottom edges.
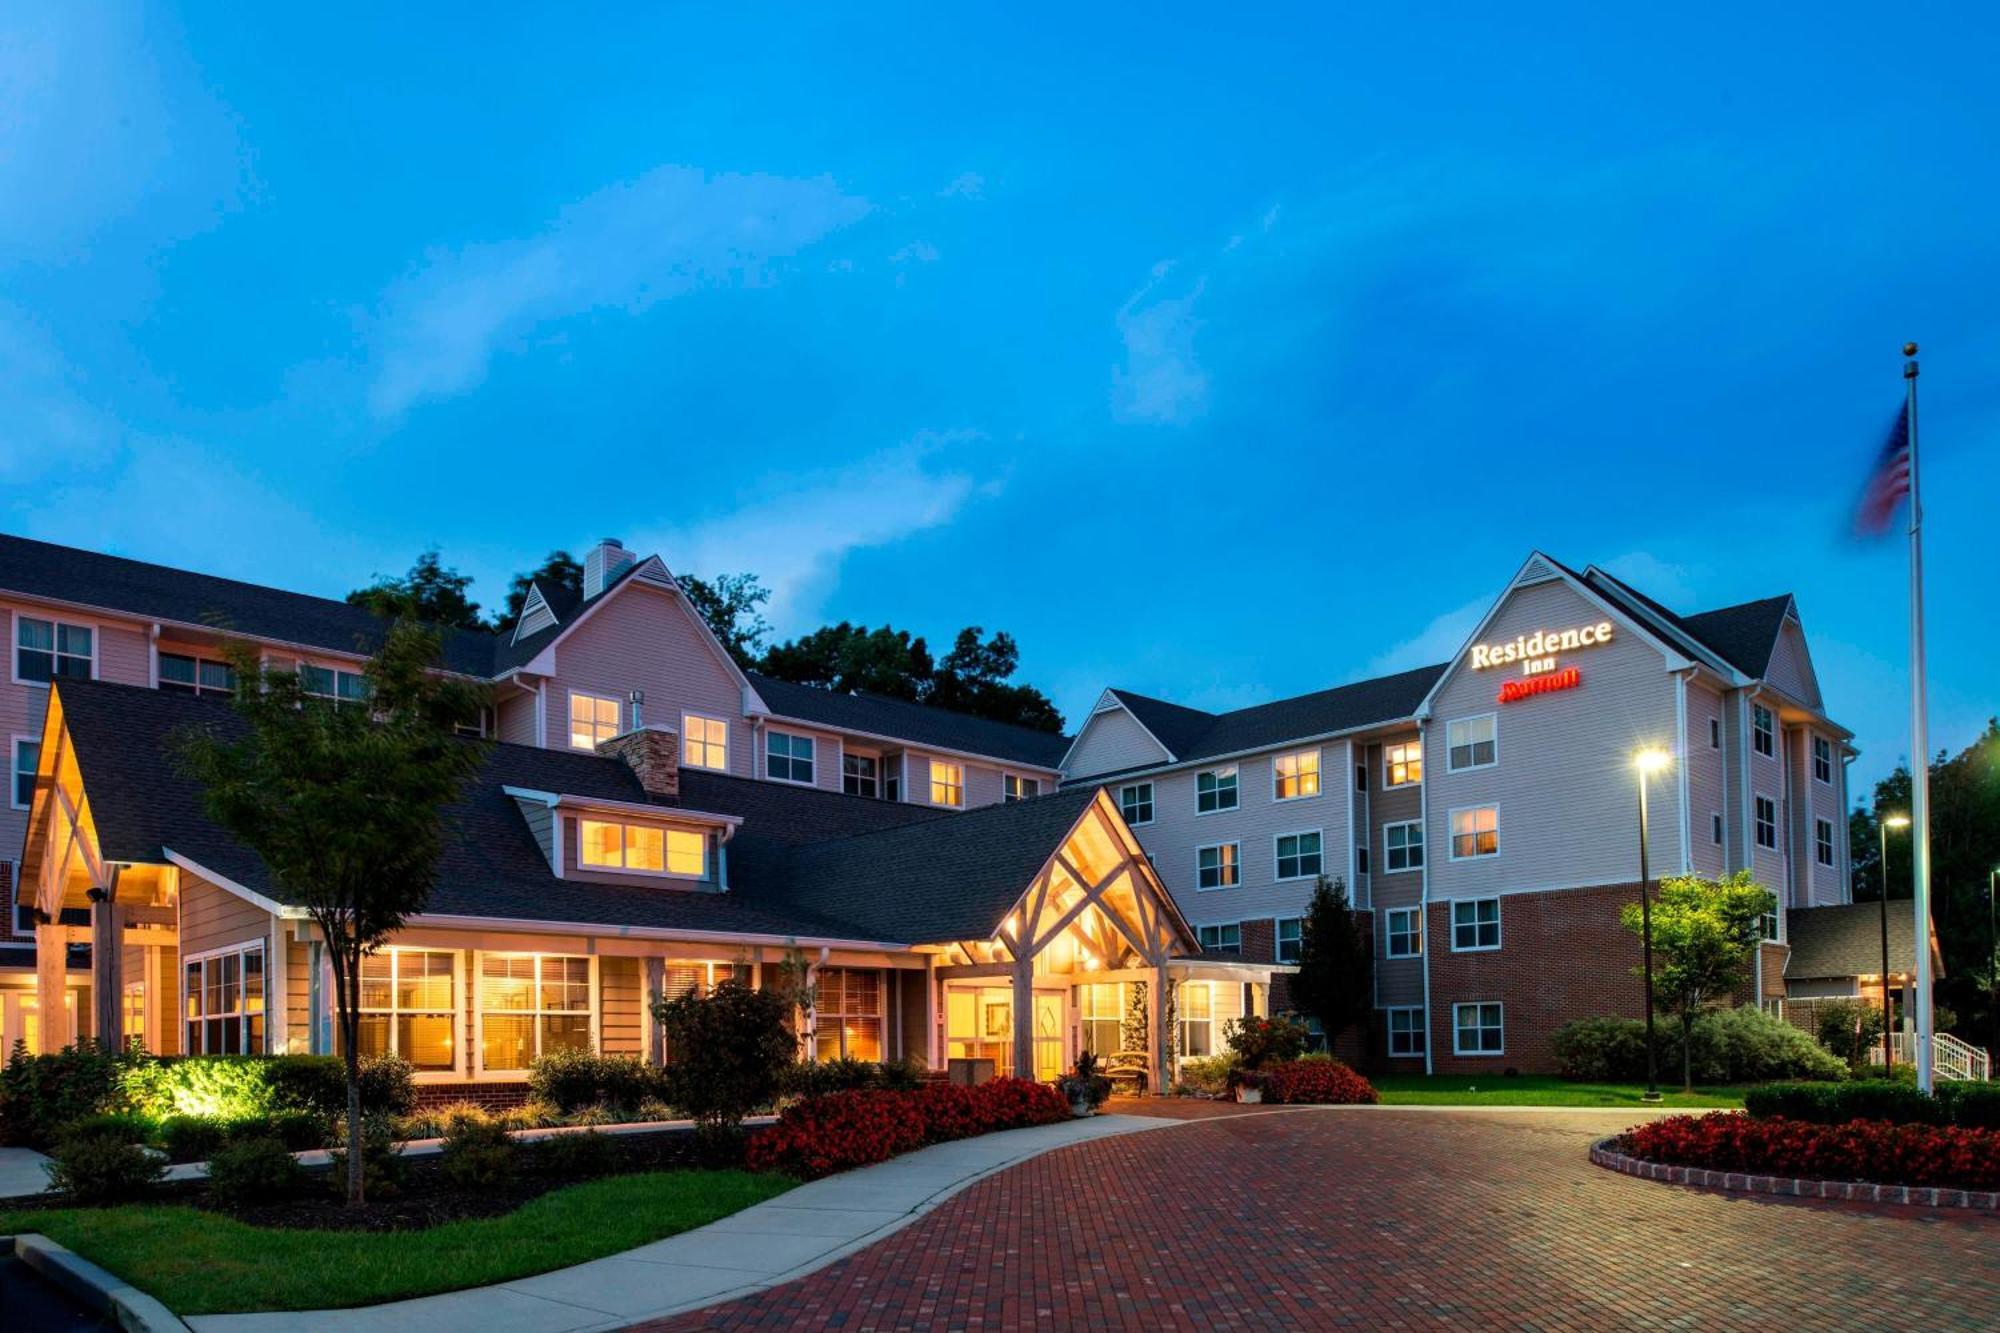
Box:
1370, 1074, 1747, 1108
0, 1169, 792, 1314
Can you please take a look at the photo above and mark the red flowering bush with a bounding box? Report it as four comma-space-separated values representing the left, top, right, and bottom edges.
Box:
1264, 1058, 1379, 1105
748, 1077, 1069, 1179
1620, 1112, 2000, 1191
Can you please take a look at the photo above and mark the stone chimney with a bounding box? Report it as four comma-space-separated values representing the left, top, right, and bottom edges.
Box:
582, 538, 637, 599
596, 725, 680, 801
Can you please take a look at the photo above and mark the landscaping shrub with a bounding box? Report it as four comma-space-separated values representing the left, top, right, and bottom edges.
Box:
70, 1111, 151, 1144
532, 1129, 620, 1180
122, 1052, 416, 1124
782, 1056, 929, 1100
1222, 1014, 1309, 1070
266, 1110, 330, 1153
325, 1115, 408, 1199
44, 1131, 166, 1204
0, 1041, 142, 1147
1937, 1081, 2000, 1131
746, 1077, 1069, 1179
633, 1098, 676, 1124
1812, 999, 1886, 1070
1552, 1017, 1652, 1081
1174, 1053, 1238, 1097
1265, 1059, 1379, 1105
205, 1136, 307, 1206
656, 980, 797, 1149
501, 1098, 564, 1130
1746, 1079, 2000, 1130
439, 1118, 518, 1190
528, 1049, 663, 1115
159, 1114, 233, 1164
1621, 1111, 2000, 1190
1551, 1009, 1845, 1084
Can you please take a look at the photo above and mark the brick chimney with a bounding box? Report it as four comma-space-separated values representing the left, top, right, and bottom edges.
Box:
596, 725, 680, 801
583, 538, 637, 599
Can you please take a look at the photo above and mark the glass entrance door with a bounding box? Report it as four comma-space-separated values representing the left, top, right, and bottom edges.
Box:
946, 986, 1070, 1081
1031, 991, 1064, 1082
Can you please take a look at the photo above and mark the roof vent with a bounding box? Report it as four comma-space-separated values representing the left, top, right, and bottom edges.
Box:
583, 538, 637, 600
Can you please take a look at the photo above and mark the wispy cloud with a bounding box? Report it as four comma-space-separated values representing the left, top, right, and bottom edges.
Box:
937, 172, 985, 200
366, 166, 870, 416
1363, 593, 1490, 677
1111, 261, 1210, 425
0, 308, 123, 482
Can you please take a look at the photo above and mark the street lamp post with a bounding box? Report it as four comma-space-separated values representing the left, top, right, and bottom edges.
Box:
1879, 814, 1911, 1070
1635, 748, 1672, 1104
1989, 866, 1998, 1064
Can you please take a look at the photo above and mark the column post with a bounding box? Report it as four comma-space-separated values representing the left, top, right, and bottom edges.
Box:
92, 877, 125, 1049
1011, 955, 1034, 1080
35, 919, 74, 1051
1149, 964, 1169, 1097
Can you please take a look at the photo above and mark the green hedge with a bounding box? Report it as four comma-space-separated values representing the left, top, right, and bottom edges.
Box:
1746, 1079, 2000, 1128
1551, 1008, 1847, 1084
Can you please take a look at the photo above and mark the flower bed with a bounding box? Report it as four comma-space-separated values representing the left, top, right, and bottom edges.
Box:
1265, 1058, 1379, 1105
1619, 1112, 2000, 1191
747, 1077, 1068, 1178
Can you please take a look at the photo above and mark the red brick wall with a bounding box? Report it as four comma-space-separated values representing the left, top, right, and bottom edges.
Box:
1758, 944, 1787, 1003
1426, 883, 1647, 1075
413, 1081, 534, 1112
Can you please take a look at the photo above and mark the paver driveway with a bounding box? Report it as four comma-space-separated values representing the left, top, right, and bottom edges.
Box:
645, 1104, 1999, 1331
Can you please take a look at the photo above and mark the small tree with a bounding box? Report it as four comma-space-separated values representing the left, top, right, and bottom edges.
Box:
1813, 998, 1886, 1071
1289, 876, 1371, 1051
654, 980, 797, 1154
175, 619, 488, 1204
1621, 871, 1773, 1091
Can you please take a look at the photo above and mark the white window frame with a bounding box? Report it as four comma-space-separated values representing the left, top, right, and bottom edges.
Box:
12, 613, 96, 688
842, 751, 880, 798
11, 736, 37, 812
1445, 713, 1497, 773
1195, 766, 1239, 815
1275, 917, 1303, 963
180, 942, 268, 1057
1178, 981, 1216, 1057
1452, 1001, 1505, 1056
1754, 794, 1778, 850
1451, 898, 1501, 952
812, 967, 887, 1063
1383, 819, 1424, 873
1385, 907, 1422, 958
1383, 740, 1423, 788
568, 690, 622, 751
1752, 704, 1775, 758
1118, 782, 1155, 827
765, 729, 818, 785
1197, 922, 1241, 952
577, 817, 707, 879
1002, 773, 1041, 803
1447, 804, 1500, 861
1195, 841, 1240, 891
682, 713, 729, 772
1812, 736, 1833, 785
1815, 817, 1835, 867
928, 758, 964, 807
353, 946, 463, 1078
1387, 1005, 1426, 1057
1272, 748, 1322, 802
301, 662, 371, 708
1273, 829, 1323, 882
473, 950, 598, 1080
158, 650, 236, 697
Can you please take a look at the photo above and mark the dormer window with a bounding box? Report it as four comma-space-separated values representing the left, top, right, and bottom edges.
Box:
766, 731, 816, 784
579, 818, 705, 877
301, 664, 369, 707
569, 692, 622, 750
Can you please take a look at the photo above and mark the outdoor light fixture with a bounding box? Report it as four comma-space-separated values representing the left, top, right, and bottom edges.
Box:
1879, 814, 1912, 1069
1633, 748, 1671, 1102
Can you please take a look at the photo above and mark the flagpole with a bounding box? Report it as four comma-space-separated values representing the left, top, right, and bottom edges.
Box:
1904, 341, 1934, 1094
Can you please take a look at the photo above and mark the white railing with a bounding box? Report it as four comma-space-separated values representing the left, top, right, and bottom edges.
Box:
1868, 1032, 1991, 1081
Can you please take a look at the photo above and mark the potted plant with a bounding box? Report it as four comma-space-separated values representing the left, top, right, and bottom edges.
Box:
1227, 1068, 1272, 1104
1057, 1051, 1114, 1117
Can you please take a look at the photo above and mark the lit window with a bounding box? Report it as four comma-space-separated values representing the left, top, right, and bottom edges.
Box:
1275, 831, 1322, 881
1003, 774, 1041, 803
1079, 982, 1124, 1055
579, 818, 705, 877
842, 753, 879, 798
1453, 1001, 1504, 1055
1196, 842, 1240, 890
1446, 715, 1497, 771
122, 981, 145, 1046
182, 944, 266, 1056
1119, 782, 1154, 826
1386, 907, 1422, 958
929, 759, 964, 806
479, 954, 590, 1073
1385, 741, 1422, 787
1451, 898, 1501, 951
1276, 918, 1303, 963
159, 652, 235, 697
1712, 812, 1724, 846
1388, 1006, 1426, 1057
1449, 806, 1499, 859
1755, 796, 1777, 850
15, 617, 91, 684
1198, 923, 1241, 952
1752, 705, 1775, 757
1815, 818, 1835, 867
304, 664, 372, 708
1178, 982, 1214, 1056
1273, 749, 1321, 801
659, 959, 751, 1004
1384, 821, 1424, 872
1196, 766, 1238, 813
1812, 736, 1833, 784
565, 691, 621, 750
766, 731, 817, 784
354, 949, 455, 1071
12, 738, 37, 811
812, 967, 883, 1062
683, 715, 728, 771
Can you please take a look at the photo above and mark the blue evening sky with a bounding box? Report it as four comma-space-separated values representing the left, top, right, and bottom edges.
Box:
4, 5, 1994, 793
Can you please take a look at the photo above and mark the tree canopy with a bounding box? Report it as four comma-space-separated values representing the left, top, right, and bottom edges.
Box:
1621, 871, 1772, 1090
678, 572, 773, 668
346, 550, 485, 630
494, 550, 584, 628
754, 617, 1064, 733
1288, 876, 1371, 1049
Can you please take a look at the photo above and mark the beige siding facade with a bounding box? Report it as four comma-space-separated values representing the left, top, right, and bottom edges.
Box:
1686, 681, 1729, 879
1064, 705, 1171, 779
179, 870, 277, 958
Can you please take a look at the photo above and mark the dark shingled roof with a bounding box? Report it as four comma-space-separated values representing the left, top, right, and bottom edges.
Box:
1785, 903, 1928, 981
488, 563, 651, 674
44, 680, 1083, 946
1676, 596, 1795, 680
747, 672, 1071, 771
1102, 663, 1444, 768
0, 532, 499, 676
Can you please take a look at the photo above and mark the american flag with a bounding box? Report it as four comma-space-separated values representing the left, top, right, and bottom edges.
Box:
1854, 406, 1912, 537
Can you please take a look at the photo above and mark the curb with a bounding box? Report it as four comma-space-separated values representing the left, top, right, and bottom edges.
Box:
11, 1232, 192, 1331
1588, 1136, 2000, 1213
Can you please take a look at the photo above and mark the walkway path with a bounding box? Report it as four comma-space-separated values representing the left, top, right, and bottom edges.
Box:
645, 1105, 2000, 1331
0, 1146, 54, 1198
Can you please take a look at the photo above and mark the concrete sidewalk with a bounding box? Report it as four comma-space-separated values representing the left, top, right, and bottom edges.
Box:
186, 1112, 1175, 1332
0, 1147, 55, 1199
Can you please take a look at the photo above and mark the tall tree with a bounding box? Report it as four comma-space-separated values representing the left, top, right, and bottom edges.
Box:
175, 620, 489, 1204
758, 622, 935, 700
1621, 871, 1772, 1091
494, 550, 583, 628
347, 550, 485, 630
929, 627, 1066, 732
679, 572, 773, 668
1288, 876, 1371, 1050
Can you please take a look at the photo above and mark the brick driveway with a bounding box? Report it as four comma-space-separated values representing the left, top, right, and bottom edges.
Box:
644, 1105, 1999, 1330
